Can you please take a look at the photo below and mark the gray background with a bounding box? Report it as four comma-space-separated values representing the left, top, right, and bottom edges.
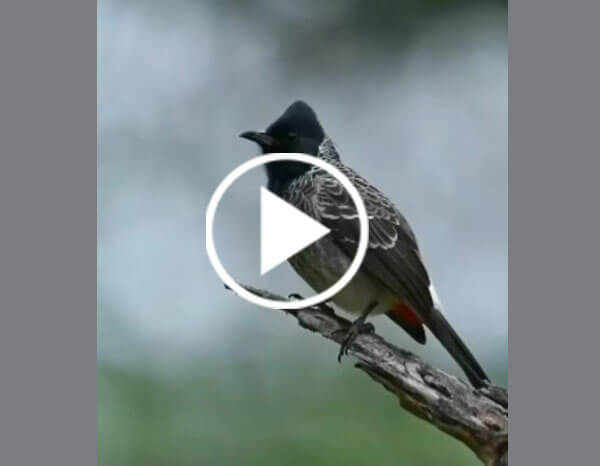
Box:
0, 1, 96, 465
0, 0, 598, 465
509, 1, 600, 464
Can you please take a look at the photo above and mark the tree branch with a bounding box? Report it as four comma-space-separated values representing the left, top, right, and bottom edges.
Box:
230, 285, 508, 466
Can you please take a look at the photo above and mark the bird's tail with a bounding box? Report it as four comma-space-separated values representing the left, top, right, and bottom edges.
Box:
425, 308, 490, 388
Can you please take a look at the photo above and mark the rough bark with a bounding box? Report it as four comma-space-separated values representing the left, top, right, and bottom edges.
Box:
230, 285, 508, 465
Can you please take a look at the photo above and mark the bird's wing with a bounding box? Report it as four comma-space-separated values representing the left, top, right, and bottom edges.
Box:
284, 150, 433, 316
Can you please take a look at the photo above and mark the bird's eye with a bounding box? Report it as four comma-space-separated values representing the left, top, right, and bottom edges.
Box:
288, 132, 298, 140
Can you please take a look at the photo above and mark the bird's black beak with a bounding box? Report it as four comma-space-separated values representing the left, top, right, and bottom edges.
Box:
239, 131, 276, 150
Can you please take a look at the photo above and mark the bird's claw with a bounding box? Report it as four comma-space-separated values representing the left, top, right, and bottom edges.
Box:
337, 322, 374, 363
318, 302, 336, 315
288, 293, 304, 300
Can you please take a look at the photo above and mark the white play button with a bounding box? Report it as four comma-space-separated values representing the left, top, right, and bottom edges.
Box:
206, 153, 368, 310
260, 186, 330, 275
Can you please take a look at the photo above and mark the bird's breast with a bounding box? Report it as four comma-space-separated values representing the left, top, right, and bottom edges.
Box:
288, 237, 394, 315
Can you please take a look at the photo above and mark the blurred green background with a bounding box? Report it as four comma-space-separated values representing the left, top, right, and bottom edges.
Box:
98, 1, 507, 464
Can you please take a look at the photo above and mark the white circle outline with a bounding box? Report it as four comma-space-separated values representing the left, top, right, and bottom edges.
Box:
205, 153, 369, 310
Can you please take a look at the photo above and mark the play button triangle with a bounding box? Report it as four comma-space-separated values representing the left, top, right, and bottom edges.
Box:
260, 186, 330, 275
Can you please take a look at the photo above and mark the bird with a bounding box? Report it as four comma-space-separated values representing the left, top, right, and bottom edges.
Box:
240, 100, 490, 388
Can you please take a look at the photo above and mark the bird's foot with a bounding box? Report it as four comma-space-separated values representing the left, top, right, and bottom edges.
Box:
337, 321, 374, 363
288, 293, 304, 301
318, 301, 336, 316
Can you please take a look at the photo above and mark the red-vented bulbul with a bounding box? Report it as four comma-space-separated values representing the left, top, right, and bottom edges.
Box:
241, 101, 489, 388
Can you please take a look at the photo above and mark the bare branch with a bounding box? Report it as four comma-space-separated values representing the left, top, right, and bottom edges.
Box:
230, 285, 508, 466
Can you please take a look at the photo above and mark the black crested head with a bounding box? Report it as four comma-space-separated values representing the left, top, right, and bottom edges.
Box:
241, 101, 325, 155
240, 100, 326, 194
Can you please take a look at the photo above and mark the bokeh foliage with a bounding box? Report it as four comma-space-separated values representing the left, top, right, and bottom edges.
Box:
99, 360, 506, 465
